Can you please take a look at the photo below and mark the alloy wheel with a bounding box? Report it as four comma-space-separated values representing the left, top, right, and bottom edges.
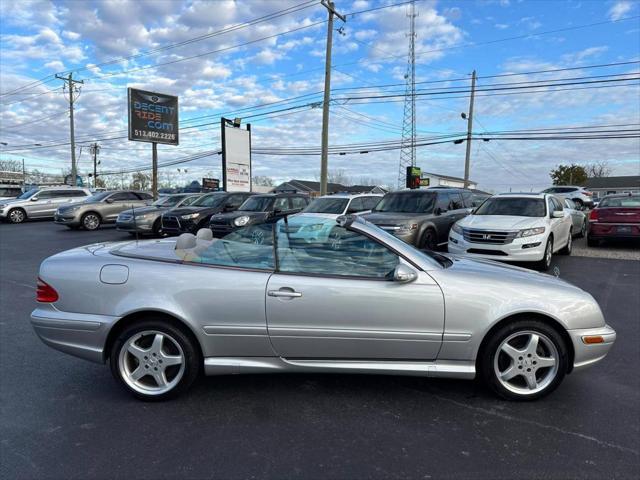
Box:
544, 239, 553, 268
118, 330, 185, 396
8, 209, 25, 223
83, 214, 100, 230
493, 330, 559, 396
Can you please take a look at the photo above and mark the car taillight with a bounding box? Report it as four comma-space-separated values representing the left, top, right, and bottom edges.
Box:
36, 277, 59, 303
589, 209, 599, 222
584, 191, 593, 196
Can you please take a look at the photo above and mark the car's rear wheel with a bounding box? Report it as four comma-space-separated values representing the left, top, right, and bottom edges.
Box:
536, 237, 553, 271
480, 319, 568, 401
559, 229, 572, 255
81, 212, 101, 230
110, 319, 200, 401
7, 208, 26, 224
152, 218, 162, 237
421, 229, 437, 251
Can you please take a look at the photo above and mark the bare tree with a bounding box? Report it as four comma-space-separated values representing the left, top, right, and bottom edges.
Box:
327, 169, 351, 185
131, 171, 151, 191
252, 175, 275, 186
585, 161, 612, 178
0, 159, 22, 172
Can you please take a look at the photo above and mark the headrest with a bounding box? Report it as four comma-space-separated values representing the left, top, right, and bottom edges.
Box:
175, 233, 197, 250
196, 228, 213, 241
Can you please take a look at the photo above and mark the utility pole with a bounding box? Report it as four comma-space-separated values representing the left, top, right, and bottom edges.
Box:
319, 0, 346, 196
21, 158, 25, 183
463, 70, 476, 189
56, 73, 83, 186
152, 142, 158, 200
90, 143, 100, 189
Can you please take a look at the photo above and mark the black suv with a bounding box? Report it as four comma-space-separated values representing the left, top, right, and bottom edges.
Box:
209, 193, 309, 237
362, 188, 474, 250
161, 191, 255, 235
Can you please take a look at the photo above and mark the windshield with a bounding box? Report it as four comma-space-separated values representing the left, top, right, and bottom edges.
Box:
373, 192, 436, 213
304, 197, 349, 214
599, 196, 640, 207
240, 196, 274, 212
86, 192, 111, 202
16, 188, 38, 199
475, 197, 545, 217
180, 195, 201, 206
193, 194, 226, 207
154, 195, 186, 207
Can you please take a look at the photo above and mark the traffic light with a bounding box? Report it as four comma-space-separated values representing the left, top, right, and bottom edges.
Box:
406, 166, 421, 189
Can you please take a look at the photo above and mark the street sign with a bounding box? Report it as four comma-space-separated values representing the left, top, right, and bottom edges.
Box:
420, 177, 430, 187
202, 178, 220, 191
128, 88, 179, 145
221, 118, 251, 192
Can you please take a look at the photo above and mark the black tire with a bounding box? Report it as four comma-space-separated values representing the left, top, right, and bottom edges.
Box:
535, 237, 553, 271
577, 220, 586, 238
587, 236, 600, 247
109, 318, 200, 401
7, 208, 26, 224
81, 212, 101, 231
152, 218, 162, 237
559, 229, 572, 255
480, 319, 568, 401
420, 228, 437, 251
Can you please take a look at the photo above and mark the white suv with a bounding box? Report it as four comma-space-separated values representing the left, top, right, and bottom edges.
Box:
0, 186, 92, 223
448, 193, 573, 270
302, 193, 382, 217
541, 186, 594, 209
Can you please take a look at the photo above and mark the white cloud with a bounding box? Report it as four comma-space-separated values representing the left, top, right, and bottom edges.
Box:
62, 30, 80, 41
608, 1, 634, 20
495, 23, 510, 30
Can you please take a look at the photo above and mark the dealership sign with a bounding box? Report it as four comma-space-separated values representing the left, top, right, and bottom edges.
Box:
128, 88, 179, 145
221, 118, 251, 192
202, 178, 220, 191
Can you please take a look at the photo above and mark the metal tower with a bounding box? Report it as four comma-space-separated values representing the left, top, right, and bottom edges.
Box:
397, 0, 417, 189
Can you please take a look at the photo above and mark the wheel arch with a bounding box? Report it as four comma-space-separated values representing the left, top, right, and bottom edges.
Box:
417, 222, 438, 247
8, 206, 27, 220
82, 210, 103, 221
103, 309, 204, 365
475, 311, 575, 375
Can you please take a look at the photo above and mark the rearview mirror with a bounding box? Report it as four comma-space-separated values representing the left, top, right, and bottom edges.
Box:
393, 263, 418, 283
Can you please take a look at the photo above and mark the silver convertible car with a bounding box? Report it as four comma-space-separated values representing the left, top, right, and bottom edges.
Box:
31, 214, 616, 401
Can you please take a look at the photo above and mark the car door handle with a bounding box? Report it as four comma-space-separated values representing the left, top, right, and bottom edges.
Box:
268, 289, 302, 298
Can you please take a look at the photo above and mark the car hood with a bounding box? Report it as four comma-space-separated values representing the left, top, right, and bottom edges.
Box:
362, 212, 430, 224
458, 215, 544, 230
0, 198, 23, 206
128, 205, 166, 215
210, 210, 269, 222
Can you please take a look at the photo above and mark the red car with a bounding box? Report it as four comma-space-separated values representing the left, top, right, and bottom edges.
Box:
587, 193, 640, 246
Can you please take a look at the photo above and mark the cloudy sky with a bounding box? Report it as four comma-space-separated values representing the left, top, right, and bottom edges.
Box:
1, 0, 638, 191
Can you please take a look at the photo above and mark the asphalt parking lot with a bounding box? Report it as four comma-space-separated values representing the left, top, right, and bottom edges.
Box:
1, 221, 638, 480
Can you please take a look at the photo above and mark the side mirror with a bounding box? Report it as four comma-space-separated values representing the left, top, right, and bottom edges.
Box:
223, 204, 235, 212
30, 196, 38, 201
273, 208, 282, 215
105, 198, 114, 204
552, 210, 564, 218
433, 207, 442, 216
393, 263, 418, 283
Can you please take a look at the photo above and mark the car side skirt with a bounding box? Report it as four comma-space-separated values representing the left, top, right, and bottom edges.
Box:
203, 357, 476, 379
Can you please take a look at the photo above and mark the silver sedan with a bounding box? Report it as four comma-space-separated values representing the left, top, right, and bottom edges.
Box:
31, 214, 615, 401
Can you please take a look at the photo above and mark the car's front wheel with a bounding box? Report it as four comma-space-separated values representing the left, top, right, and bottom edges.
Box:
480, 320, 568, 401
536, 237, 553, 271
559, 229, 572, 255
81, 212, 101, 230
7, 208, 26, 224
110, 319, 200, 401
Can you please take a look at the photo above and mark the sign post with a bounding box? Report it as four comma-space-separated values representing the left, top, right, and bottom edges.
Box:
221, 118, 252, 192
128, 88, 179, 199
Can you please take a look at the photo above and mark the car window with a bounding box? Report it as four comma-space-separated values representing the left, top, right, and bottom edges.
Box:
240, 196, 274, 212
225, 194, 246, 208
363, 196, 381, 210
599, 196, 640, 207
374, 192, 436, 213
136, 192, 153, 200
449, 192, 464, 209
436, 193, 451, 211
475, 197, 546, 217
179, 195, 200, 206
347, 197, 364, 213
290, 196, 308, 210
111, 192, 139, 201
188, 223, 274, 270
274, 197, 289, 211
275, 216, 399, 279
305, 197, 349, 214
461, 191, 473, 208
34, 191, 55, 199
551, 197, 563, 212
564, 199, 575, 209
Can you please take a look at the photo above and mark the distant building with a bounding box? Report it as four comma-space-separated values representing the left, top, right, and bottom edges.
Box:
273, 179, 388, 197
420, 171, 477, 190
584, 175, 640, 199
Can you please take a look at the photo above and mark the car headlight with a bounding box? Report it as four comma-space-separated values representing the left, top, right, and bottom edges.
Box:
233, 215, 251, 227
451, 223, 463, 234
181, 213, 200, 220
517, 227, 546, 237
136, 213, 153, 219
396, 223, 418, 234
62, 205, 80, 213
